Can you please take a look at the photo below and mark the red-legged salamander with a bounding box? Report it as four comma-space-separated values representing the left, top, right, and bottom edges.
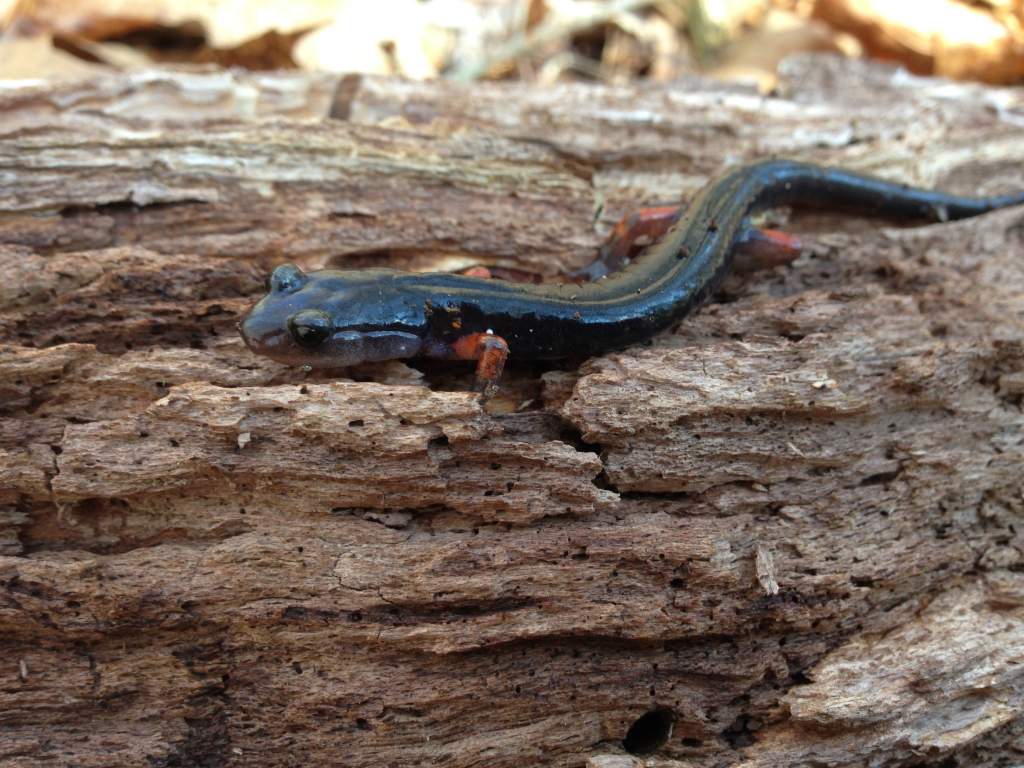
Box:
240, 159, 1024, 394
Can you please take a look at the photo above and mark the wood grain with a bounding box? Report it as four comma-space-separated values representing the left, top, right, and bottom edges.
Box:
1, 58, 1022, 767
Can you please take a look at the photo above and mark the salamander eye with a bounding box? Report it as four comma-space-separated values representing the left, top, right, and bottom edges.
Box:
287, 309, 333, 349
269, 264, 307, 294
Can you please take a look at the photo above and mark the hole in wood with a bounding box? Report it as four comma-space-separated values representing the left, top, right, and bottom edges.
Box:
623, 708, 674, 755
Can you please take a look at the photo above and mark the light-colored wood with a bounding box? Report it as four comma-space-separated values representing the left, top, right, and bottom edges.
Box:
1, 58, 1022, 766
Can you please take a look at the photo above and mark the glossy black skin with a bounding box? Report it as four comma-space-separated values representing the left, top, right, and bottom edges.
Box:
240, 159, 1024, 368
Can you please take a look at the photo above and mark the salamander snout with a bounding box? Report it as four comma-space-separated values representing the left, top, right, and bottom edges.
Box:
239, 263, 313, 359
240, 264, 425, 369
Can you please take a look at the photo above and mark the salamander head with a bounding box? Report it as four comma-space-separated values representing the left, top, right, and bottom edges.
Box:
240, 264, 425, 368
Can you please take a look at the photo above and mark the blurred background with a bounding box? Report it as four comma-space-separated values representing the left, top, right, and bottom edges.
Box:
1, 0, 1023, 89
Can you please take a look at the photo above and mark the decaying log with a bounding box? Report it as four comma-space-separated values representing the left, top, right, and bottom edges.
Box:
1, 57, 1023, 767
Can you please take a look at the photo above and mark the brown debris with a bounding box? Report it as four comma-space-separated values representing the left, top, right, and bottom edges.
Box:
813, 0, 1024, 83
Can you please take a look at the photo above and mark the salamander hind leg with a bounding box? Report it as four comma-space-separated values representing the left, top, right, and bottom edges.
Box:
460, 266, 494, 279
573, 208, 802, 280
732, 227, 803, 273
573, 205, 682, 282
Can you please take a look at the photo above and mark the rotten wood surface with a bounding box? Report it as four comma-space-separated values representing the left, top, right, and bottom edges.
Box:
1, 57, 1023, 767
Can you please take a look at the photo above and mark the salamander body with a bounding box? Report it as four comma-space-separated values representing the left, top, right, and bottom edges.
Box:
240, 160, 1024, 389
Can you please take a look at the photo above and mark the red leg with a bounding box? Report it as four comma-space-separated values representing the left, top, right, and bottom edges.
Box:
732, 227, 802, 272
576, 207, 801, 279
474, 207, 799, 287
459, 264, 544, 284
452, 332, 510, 398
573, 205, 682, 281
474, 335, 509, 396
606, 206, 681, 253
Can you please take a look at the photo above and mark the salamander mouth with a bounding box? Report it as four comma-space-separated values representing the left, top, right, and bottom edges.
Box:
240, 308, 286, 356
240, 309, 422, 368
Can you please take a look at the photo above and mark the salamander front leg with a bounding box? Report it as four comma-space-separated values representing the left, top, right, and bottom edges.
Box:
452, 331, 510, 399
475, 335, 510, 397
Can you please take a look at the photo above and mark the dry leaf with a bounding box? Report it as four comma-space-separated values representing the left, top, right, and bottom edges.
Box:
294, 0, 449, 77
813, 0, 1024, 83
710, 8, 859, 90
7, 0, 343, 47
0, 33, 109, 80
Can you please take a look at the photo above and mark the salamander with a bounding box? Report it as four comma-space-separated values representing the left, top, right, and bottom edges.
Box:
240, 159, 1024, 394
